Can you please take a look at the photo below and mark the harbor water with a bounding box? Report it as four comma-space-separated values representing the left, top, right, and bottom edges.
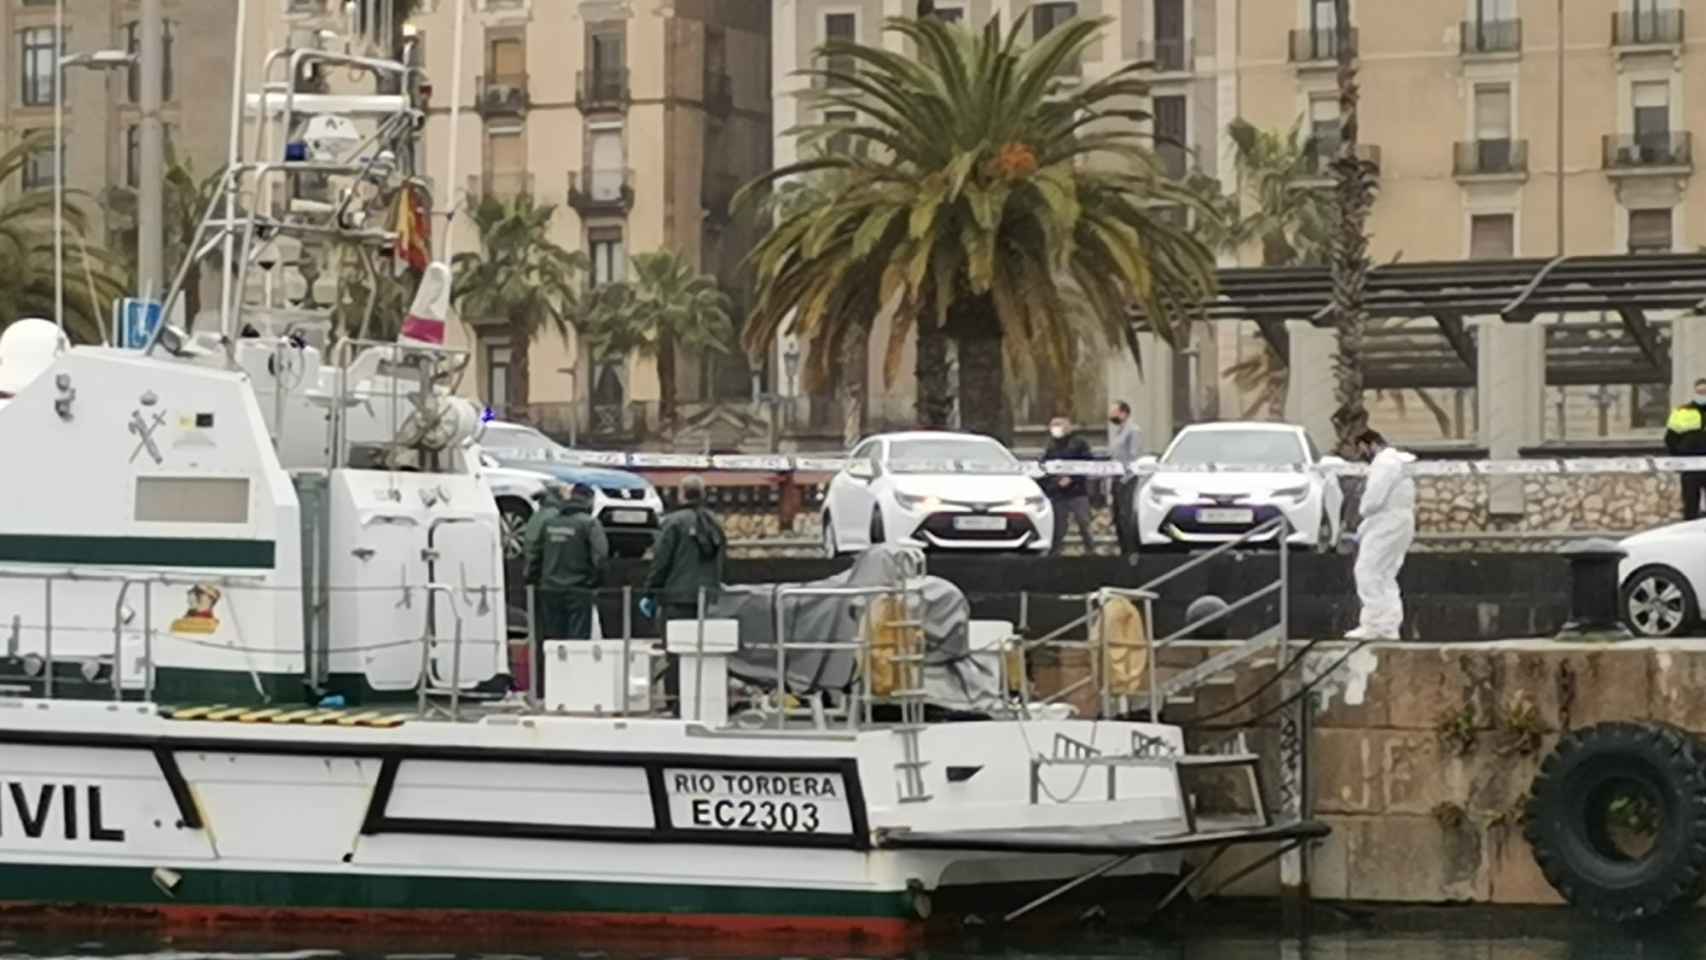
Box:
5, 916, 1706, 960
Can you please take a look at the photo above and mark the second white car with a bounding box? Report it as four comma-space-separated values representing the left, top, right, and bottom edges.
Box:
1134, 421, 1345, 551
821, 431, 1055, 557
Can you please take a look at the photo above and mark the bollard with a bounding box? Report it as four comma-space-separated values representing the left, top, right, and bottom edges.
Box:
1555, 538, 1631, 638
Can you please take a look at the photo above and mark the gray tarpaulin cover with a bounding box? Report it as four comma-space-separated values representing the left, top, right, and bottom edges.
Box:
705, 545, 1004, 712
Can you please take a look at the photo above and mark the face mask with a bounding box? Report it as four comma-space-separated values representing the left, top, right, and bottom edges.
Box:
1049, 426, 1066, 439
1695, 393, 1706, 404
1109, 416, 1124, 425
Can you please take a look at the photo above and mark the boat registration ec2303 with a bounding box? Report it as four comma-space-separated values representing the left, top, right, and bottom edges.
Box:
664, 768, 853, 836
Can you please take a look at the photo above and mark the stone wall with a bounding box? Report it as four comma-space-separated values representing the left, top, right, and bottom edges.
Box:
1158, 640, 1706, 906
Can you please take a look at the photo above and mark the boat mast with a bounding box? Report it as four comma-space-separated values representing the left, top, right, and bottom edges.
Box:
220, 0, 250, 347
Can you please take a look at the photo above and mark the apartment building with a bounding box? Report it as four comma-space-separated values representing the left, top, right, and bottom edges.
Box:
414, 0, 774, 444
0, 0, 236, 277
773, 0, 1703, 450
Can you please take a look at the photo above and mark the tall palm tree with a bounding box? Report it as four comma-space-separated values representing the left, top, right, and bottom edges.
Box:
450, 195, 586, 412
741, 14, 1216, 444
1329, 0, 1377, 454
1196, 120, 1330, 418
581, 251, 734, 423
0, 135, 126, 345
755, 169, 872, 447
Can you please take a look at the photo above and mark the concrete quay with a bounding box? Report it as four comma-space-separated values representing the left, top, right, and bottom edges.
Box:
1147, 638, 1706, 906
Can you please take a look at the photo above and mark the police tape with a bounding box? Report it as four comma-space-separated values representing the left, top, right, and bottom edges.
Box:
483, 448, 1706, 479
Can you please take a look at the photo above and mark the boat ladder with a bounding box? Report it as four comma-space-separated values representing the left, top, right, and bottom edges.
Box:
881, 593, 933, 804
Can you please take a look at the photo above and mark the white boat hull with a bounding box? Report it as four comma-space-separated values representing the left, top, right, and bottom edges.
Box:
0, 700, 1202, 944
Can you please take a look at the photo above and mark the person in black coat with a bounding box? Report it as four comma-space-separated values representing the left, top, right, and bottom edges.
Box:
1043, 416, 1096, 556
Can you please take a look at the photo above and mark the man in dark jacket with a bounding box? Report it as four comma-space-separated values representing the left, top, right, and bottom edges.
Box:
642, 475, 727, 714
524, 482, 609, 641
1044, 416, 1096, 556
1666, 378, 1706, 519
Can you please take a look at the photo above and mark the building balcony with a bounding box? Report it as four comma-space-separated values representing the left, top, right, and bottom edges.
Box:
1602, 132, 1692, 175
1288, 27, 1356, 66
704, 69, 733, 116
467, 172, 534, 204
1460, 18, 1521, 56
569, 167, 635, 216
1296, 137, 1381, 186
476, 73, 529, 116
577, 67, 630, 112
1612, 9, 1684, 49
1453, 138, 1528, 180
1141, 36, 1194, 75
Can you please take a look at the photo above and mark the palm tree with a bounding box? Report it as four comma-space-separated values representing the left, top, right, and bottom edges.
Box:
0, 134, 127, 345
1196, 120, 1331, 418
450, 195, 587, 413
1328, 0, 1378, 454
581, 251, 734, 423
741, 14, 1216, 444
162, 158, 223, 323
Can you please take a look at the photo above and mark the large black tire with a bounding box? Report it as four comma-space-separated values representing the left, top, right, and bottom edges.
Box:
1525, 722, 1706, 923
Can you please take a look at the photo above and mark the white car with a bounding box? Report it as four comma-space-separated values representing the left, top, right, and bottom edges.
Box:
473, 421, 667, 560
1134, 421, 1345, 551
821, 431, 1054, 557
1617, 520, 1705, 637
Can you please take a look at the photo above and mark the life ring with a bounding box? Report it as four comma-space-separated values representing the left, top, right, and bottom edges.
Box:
1524, 721, 1706, 923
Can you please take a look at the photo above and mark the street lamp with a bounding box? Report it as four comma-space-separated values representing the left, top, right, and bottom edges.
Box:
54, 40, 135, 335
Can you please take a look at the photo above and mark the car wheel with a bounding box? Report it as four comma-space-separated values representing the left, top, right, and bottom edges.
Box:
870, 507, 887, 546
497, 497, 532, 561
1622, 566, 1699, 638
822, 512, 840, 558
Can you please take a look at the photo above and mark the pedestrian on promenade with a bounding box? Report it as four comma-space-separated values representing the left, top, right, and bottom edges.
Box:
1107, 400, 1143, 554
1044, 416, 1096, 556
1664, 378, 1706, 520
1347, 429, 1416, 641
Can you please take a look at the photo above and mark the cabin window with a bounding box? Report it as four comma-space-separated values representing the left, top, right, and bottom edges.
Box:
135, 477, 250, 524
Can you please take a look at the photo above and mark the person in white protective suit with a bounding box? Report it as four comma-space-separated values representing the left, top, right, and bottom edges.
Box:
1347, 429, 1416, 640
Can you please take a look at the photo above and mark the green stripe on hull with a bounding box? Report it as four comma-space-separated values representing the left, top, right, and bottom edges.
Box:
0, 535, 276, 568
0, 862, 912, 922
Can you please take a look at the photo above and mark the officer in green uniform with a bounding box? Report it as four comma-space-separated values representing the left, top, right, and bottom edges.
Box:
641, 475, 727, 715
1665, 378, 1706, 520
524, 482, 609, 641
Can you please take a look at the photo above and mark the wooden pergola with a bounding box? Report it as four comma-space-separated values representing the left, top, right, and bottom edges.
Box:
1141, 254, 1706, 390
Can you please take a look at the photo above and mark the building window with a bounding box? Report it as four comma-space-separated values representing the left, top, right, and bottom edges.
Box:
1469, 213, 1515, 259
20, 27, 57, 107
1309, 0, 1337, 34
1307, 94, 1339, 171
590, 229, 625, 287
1153, 0, 1187, 71
824, 108, 856, 157
125, 20, 176, 103
933, 5, 963, 23
484, 341, 513, 410
1633, 80, 1670, 143
1153, 95, 1187, 178
1628, 208, 1672, 254
587, 129, 625, 201
1473, 82, 1513, 169
21, 140, 56, 190
1033, 2, 1076, 39
823, 13, 856, 84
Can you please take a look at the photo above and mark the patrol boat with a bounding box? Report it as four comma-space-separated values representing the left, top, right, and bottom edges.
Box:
0, 0, 1322, 944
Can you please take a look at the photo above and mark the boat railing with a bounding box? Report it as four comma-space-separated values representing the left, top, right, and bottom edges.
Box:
0, 569, 501, 708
